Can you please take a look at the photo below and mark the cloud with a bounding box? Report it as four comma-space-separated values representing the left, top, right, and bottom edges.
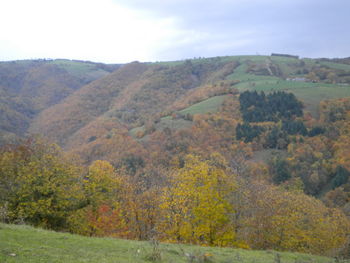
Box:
0, 0, 184, 62
0, 0, 349, 62
117, 0, 350, 59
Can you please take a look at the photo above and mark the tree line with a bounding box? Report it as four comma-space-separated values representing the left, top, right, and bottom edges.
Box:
0, 138, 349, 257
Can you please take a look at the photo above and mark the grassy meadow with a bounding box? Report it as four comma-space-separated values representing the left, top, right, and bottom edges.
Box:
0, 224, 341, 263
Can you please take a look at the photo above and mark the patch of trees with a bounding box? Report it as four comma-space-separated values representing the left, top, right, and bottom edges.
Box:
332, 165, 350, 189
0, 138, 83, 230
1, 139, 350, 256
282, 120, 307, 136
236, 123, 264, 143
236, 91, 298, 146
308, 126, 326, 137
320, 98, 350, 123
264, 127, 290, 149
268, 119, 350, 197
270, 157, 291, 184
236, 91, 327, 148
306, 65, 350, 84
239, 91, 303, 122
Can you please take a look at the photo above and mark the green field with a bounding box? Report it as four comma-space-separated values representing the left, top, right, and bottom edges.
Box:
178, 95, 228, 115
153, 55, 350, 119
319, 61, 350, 71
49, 59, 111, 80
222, 59, 350, 117
0, 224, 340, 263
129, 95, 229, 138
233, 80, 350, 116
131, 55, 350, 138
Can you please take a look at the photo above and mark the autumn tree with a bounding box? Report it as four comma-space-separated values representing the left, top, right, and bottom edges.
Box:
68, 160, 128, 237
120, 179, 161, 240
241, 181, 350, 256
0, 138, 83, 230
159, 154, 239, 246
286, 136, 333, 195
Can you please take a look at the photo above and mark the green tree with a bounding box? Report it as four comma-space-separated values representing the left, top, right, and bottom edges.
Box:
271, 157, 291, 184
332, 165, 350, 189
0, 138, 83, 230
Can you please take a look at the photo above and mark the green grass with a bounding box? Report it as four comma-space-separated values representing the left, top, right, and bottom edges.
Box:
129, 95, 229, 138
136, 56, 350, 136
155, 55, 350, 119
178, 95, 229, 115
226, 63, 350, 117
237, 80, 350, 116
155, 117, 192, 131
49, 59, 109, 79
319, 61, 350, 71
0, 223, 339, 263
155, 55, 274, 67
290, 85, 350, 115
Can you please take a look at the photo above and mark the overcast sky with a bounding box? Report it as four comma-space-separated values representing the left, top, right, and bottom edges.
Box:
0, 0, 349, 63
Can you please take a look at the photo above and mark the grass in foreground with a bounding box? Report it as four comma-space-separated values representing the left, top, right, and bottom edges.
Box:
0, 223, 341, 263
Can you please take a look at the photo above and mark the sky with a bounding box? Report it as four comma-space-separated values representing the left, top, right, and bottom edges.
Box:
0, 0, 349, 63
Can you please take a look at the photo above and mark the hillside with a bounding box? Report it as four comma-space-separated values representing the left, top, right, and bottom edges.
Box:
22, 56, 350, 199
2, 56, 350, 147
0, 223, 338, 263
2, 55, 350, 259
0, 59, 120, 143
28, 59, 238, 145
16, 56, 349, 174
26, 55, 350, 150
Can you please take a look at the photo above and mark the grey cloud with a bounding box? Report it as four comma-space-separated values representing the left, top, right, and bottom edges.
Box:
117, 0, 350, 59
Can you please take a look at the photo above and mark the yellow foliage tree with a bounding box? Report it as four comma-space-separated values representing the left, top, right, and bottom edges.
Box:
68, 160, 128, 237
243, 182, 350, 256
159, 154, 238, 246
84, 160, 120, 206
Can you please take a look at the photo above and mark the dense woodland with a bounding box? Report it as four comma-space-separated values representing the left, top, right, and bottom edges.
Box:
1, 56, 350, 258
1, 137, 349, 257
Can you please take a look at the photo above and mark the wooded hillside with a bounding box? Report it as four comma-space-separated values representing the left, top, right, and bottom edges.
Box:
1, 55, 350, 258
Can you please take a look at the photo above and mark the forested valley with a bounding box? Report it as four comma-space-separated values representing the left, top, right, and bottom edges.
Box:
1, 56, 350, 258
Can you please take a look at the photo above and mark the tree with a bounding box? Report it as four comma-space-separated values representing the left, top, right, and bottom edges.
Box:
239, 91, 303, 123
84, 160, 120, 207
308, 126, 325, 137
282, 120, 307, 136
159, 154, 239, 246
286, 136, 332, 195
264, 127, 289, 149
68, 160, 127, 237
332, 165, 350, 189
236, 123, 264, 143
0, 138, 83, 230
270, 157, 291, 184
242, 182, 350, 256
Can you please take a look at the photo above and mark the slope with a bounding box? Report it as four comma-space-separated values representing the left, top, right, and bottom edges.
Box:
0, 59, 120, 143
29, 58, 239, 147
0, 223, 337, 263
26, 55, 350, 163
